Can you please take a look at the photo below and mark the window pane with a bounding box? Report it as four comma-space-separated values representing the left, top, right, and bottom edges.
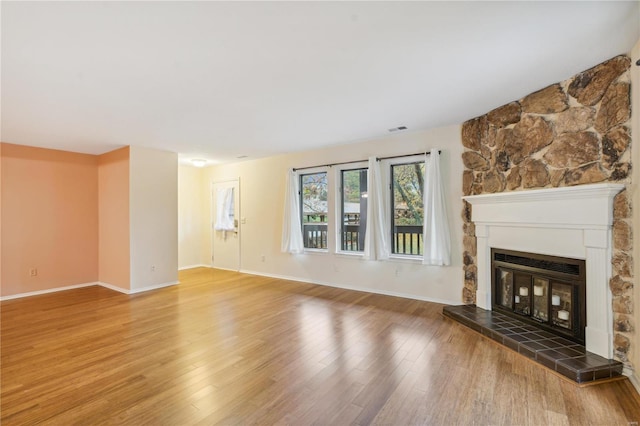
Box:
341, 168, 367, 252
391, 162, 425, 255
300, 172, 328, 249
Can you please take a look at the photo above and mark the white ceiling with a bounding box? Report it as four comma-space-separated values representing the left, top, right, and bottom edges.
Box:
2, 1, 639, 165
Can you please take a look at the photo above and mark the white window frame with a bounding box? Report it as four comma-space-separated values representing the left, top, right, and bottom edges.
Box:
383, 155, 425, 262
334, 162, 368, 256
299, 167, 331, 254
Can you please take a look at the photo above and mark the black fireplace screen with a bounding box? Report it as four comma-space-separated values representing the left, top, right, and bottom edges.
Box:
492, 249, 586, 344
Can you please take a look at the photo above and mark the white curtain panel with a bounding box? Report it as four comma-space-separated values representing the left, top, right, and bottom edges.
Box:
422, 149, 451, 265
214, 187, 235, 231
281, 169, 305, 254
363, 156, 390, 260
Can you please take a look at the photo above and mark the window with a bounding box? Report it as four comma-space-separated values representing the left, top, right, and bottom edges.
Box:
300, 171, 328, 250
391, 161, 425, 256
340, 168, 367, 252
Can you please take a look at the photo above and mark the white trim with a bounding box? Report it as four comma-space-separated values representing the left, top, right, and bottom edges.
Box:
463, 183, 625, 205
0, 282, 99, 301
627, 369, 640, 393
1, 280, 180, 300
388, 254, 423, 263
463, 183, 624, 229
178, 264, 210, 271
239, 268, 459, 306
128, 281, 179, 294
334, 251, 365, 258
97, 281, 129, 294
211, 266, 239, 273
302, 248, 330, 255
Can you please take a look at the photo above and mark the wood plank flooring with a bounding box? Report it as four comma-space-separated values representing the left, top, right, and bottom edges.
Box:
2, 267, 640, 425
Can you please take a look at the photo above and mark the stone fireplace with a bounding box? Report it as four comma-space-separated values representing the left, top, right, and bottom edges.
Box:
460, 54, 634, 368
462, 183, 624, 359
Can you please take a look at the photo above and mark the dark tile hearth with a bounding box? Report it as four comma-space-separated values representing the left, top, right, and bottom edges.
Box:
443, 305, 623, 384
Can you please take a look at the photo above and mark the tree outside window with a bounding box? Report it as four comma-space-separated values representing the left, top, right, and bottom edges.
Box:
391, 162, 425, 255
300, 172, 328, 249
340, 168, 367, 252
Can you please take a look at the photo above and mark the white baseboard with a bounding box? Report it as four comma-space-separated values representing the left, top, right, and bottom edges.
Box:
97, 281, 129, 294
0, 282, 100, 301
624, 367, 640, 393
178, 264, 210, 271
1, 280, 180, 300
128, 280, 179, 294
239, 269, 460, 306
213, 266, 240, 272
101, 280, 180, 294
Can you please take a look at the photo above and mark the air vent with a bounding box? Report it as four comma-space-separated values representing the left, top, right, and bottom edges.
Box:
388, 126, 407, 133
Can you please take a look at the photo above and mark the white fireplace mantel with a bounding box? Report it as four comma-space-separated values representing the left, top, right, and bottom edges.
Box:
463, 183, 625, 358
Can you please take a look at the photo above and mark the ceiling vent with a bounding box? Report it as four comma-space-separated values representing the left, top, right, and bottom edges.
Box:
388, 126, 407, 133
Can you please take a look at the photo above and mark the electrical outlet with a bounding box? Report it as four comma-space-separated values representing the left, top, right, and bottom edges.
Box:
151, 265, 156, 272
29, 268, 38, 277
260, 255, 266, 262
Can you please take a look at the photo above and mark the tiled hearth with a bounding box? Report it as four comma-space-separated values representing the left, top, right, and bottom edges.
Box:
443, 305, 623, 384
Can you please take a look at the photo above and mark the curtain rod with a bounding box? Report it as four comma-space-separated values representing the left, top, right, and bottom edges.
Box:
292, 150, 441, 172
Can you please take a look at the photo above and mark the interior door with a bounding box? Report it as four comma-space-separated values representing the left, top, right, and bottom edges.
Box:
212, 179, 240, 271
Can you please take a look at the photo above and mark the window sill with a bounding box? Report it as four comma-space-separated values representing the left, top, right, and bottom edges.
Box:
335, 251, 365, 258
303, 249, 329, 255
387, 254, 423, 264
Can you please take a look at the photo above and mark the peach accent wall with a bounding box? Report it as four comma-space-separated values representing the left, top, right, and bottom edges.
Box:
98, 147, 130, 290
0, 143, 99, 296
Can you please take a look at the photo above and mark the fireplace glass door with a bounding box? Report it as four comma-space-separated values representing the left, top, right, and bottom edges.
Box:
532, 278, 549, 322
551, 282, 573, 330
513, 273, 531, 316
492, 249, 585, 344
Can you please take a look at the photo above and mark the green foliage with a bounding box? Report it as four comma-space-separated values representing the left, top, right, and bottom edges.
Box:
342, 169, 365, 204
392, 162, 425, 226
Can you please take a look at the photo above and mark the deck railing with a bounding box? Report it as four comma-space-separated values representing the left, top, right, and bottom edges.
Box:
392, 225, 423, 255
303, 224, 328, 249
303, 223, 423, 255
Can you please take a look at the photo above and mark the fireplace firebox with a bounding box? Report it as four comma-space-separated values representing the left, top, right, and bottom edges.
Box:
492, 249, 586, 344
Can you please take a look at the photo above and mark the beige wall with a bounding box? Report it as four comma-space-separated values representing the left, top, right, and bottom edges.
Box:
631, 39, 640, 386
178, 164, 208, 269
0, 143, 99, 296
200, 126, 464, 304
98, 147, 130, 290
1, 143, 3, 291
129, 146, 178, 290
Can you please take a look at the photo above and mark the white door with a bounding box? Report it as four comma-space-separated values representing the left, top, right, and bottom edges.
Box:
212, 179, 240, 271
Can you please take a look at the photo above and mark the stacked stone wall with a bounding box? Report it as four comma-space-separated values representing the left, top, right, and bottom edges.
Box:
461, 55, 633, 365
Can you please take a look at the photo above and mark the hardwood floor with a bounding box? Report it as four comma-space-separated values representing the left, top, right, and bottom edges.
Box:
2, 268, 639, 425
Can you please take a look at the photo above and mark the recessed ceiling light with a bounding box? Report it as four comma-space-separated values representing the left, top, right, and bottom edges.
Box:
388, 126, 408, 133
191, 159, 207, 167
